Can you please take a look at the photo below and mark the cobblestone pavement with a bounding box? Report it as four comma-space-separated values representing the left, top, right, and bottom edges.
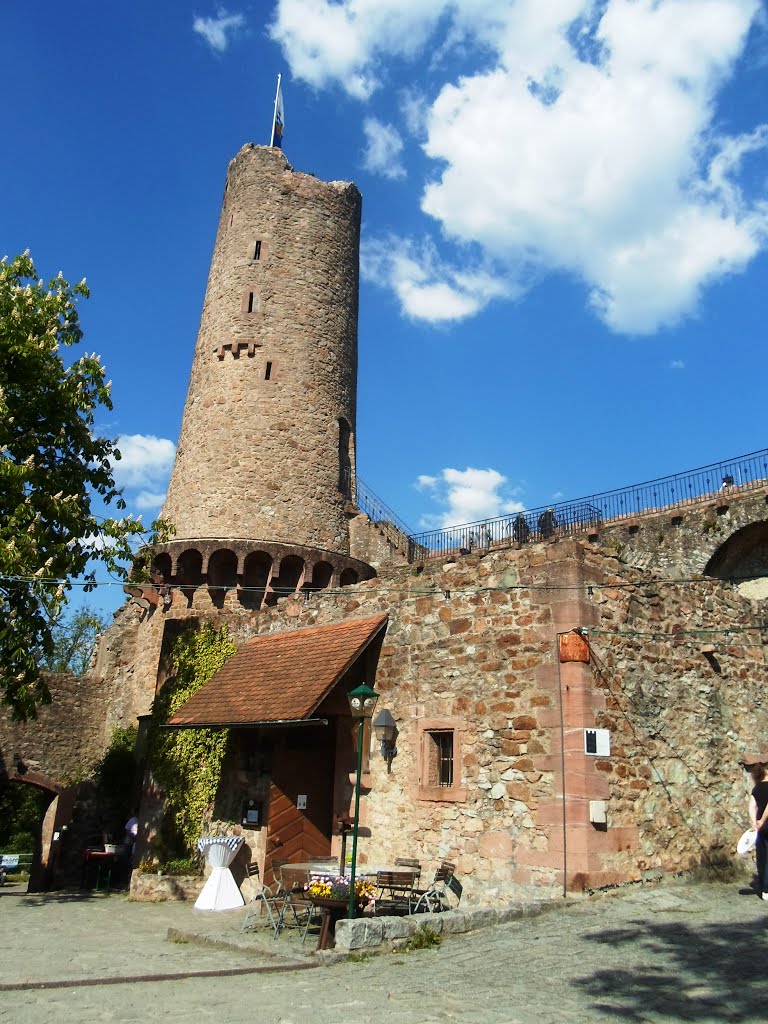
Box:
1, 877, 767, 1023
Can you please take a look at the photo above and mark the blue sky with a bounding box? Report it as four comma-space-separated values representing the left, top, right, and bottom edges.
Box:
1, 1, 767, 614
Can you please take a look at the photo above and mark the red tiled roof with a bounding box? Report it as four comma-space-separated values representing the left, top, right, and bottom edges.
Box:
166, 613, 388, 727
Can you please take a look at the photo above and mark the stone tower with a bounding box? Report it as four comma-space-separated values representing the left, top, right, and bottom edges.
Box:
154, 145, 374, 607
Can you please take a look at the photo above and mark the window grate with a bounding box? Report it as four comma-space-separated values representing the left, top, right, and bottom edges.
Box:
429, 731, 454, 787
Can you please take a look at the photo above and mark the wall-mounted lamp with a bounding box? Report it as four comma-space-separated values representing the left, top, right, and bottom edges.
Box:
372, 708, 398, 773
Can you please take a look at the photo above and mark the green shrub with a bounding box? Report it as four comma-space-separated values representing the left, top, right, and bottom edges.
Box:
403, 925, 442, 951
159, 857, 202, 877
0, 785, 48, 853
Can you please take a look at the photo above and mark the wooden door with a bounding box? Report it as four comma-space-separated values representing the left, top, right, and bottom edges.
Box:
264, 727, 334, 886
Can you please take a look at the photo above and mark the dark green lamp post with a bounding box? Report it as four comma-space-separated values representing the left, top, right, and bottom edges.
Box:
346, 681, 379, 919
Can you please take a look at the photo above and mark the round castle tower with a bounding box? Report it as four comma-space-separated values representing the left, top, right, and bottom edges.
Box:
153, 145, 374, 608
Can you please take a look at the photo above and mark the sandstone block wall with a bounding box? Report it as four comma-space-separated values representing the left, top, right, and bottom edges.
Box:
348, 513, 412, 569
162, 145, 361, 554
583, 547, 767, 881
91, 601, 169, 734
0, 673, 109, 788
28, 493, 766, 901
0, 600, 168, 793
214, 536, 767, 902
593, 485, 768, 584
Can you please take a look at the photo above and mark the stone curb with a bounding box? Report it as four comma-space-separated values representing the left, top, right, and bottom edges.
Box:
166, 927, 318, 970
333, 899, 557, 952
165, 901, 560, 968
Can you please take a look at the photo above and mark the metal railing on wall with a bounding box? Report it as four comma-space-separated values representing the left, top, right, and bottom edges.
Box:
354, 477, 420, 557
360, 448, 768, 563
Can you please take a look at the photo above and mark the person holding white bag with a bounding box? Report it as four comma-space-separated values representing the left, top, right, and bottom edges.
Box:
749, 763, 768, 899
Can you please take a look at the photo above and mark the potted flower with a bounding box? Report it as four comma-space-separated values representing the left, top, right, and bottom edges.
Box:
305, 874, 376, 909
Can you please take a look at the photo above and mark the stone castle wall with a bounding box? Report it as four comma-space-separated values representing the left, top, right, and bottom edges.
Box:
0, 673, 109, 788
198, 535, 768, 902
585, 568, 764, 884
162, 145, 361, 554
9, 518, 767, 902
592, 484, 768, 581
348, 513, 413, 570
90, 602, 168, 734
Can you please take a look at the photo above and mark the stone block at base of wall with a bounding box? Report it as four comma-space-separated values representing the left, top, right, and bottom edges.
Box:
334, 901, 552, 951
129, 869, 204, 903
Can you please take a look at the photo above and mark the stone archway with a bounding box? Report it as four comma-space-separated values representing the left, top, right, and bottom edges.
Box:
0, 775, 60, 892
704, 520, 768, 600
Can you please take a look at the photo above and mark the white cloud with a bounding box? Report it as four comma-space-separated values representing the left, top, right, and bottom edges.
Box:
112, 435, 176, 490
362, 118, 406, 179
670, 359, 686, 370
399, 88, 429, 137
271, 0, 768, 334
361, 234, 513, 322
135, 490, 168, 511
81, 533, 119, 552
270, 0, 446, 99
417, 466, 524, 528
193, 9, 245, 53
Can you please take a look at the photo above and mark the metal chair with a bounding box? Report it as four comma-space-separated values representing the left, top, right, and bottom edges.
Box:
240, 862, 282, 938
277, 865, 319, 944
411, 861, 462, 913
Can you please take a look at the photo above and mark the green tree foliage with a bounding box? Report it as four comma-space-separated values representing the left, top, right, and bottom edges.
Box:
148, 622, 236, 858
0, 252, 172, 720
40, 603, 109, 677
0, 783, 49, 854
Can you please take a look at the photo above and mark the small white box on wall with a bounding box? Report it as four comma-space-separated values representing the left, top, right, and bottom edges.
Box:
589, 800, 608, 825
584, 728, 610, 756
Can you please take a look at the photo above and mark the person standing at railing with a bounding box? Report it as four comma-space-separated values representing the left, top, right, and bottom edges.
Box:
511, 514, 530, 545
538, 508, 557, 539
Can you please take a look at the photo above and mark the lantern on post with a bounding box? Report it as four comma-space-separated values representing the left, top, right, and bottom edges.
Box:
346, 682, 379, 919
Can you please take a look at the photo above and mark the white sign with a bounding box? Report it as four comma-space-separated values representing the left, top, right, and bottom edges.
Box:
584, 729, 610, 756
297, 794, 307, 810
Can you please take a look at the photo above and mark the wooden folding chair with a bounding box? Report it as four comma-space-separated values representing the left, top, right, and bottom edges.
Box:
374, 869, 419, 915
395, 857, 422, 884
411, 861, 461, 913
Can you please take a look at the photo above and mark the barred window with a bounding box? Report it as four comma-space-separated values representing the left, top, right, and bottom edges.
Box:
418, 720, 466, 802
427, 731, 454, 787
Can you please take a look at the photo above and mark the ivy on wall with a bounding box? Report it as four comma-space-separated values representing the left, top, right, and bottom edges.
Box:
148, 621, 236, 857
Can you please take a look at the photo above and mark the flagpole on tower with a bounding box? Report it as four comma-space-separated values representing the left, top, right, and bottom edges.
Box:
270, 73, 282, 148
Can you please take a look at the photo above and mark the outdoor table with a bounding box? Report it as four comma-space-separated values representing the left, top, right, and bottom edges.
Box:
195, 835, 244, 911
80, 850, 118, 892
